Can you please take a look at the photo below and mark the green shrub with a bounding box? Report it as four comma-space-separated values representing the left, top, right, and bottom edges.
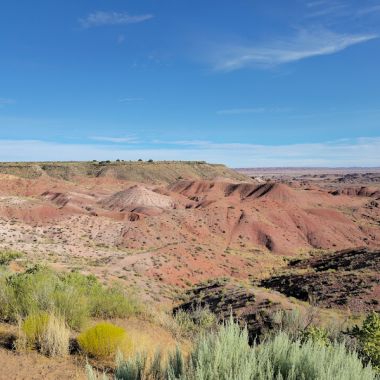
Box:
0, 249, 23, 266
90, 285, 142, 319
61, 272, 141, 322
78, 322, 131, 360
301, 325, 330, 346
359, 312, 380, 371
53, 286, 89, 330
0, 266, 141, 329
6, 266, 57, 318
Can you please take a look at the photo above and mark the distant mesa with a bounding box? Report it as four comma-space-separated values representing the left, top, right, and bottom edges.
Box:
0, 161, 249, 184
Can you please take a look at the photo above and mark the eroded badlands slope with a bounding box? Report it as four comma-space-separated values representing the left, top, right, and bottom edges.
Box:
0, 162, 378, 301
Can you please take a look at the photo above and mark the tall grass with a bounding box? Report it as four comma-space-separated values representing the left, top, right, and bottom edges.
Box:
0, 265, 142, 329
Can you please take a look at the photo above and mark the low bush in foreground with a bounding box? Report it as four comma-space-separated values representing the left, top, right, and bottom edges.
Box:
78, 322, 132, 360
89, 319, 378, 380
0, 265, 141, 329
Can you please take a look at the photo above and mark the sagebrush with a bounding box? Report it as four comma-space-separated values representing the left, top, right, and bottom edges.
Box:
100, 318, 378, 380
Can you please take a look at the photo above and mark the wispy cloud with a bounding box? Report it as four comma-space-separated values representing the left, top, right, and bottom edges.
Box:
217, 107, 290, 115
305, 0, 349, 18
211, 29, 377, 71
90, 136, 139, 143
0, 137, 379, 167
80, 11, 153, 28
307, 1, 329, 7
0, 98, 15, 108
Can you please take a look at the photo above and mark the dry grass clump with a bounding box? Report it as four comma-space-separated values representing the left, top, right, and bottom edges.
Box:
39, 314, 70, 357
17, 312, 70, 357
78, 322, 132, 360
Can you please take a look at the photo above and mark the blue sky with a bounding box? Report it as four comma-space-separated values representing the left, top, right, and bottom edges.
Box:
0, 0, 379, 167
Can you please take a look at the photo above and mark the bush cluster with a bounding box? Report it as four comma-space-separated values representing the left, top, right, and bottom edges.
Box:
0, 265, 141, 329
88, 318, 378, 380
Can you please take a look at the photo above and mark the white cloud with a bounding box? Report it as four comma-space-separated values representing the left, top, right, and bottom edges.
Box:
211, 29, 377, 71
0, 137, 379, 167
80, 11, 153, 28
90, 136, 139, 143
